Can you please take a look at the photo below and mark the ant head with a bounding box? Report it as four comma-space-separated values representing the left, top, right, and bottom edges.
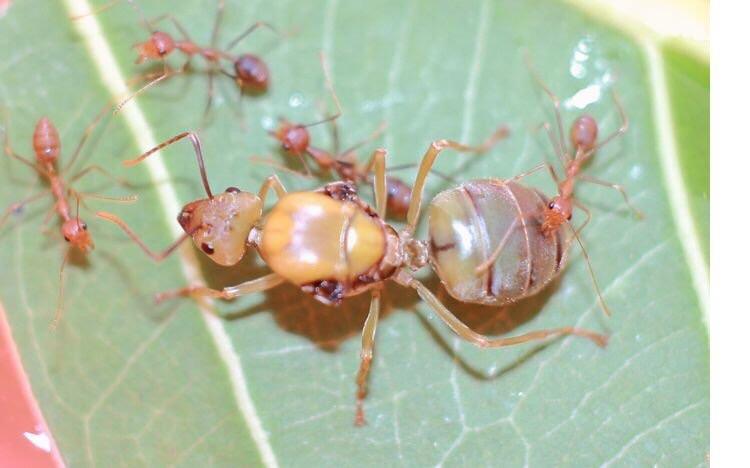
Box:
234, 54, 270, 93
274, 122, 309, 154
570, 114, 598, 153
135, 31, 175, 63
541, 196, 572, 236
32, 117, 60, 164
61, 219, 93, 253
177, 188, 263, 266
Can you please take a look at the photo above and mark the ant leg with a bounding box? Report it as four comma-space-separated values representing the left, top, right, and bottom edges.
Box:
525, 53, 569, 160
355, 290, 381, 426
361, 149, 387, 217
154, 273, 285, 303
115, 69, 179, 114
257, 175, 287, 207
70, 189, 137, 206
538, 121, 569, 166
96, 211, 191, 262
50, 249, 72, 330
0, 190, 50, 230
338, 121, 388, 162
202, 68, 217, 125
69, 164, 132, 188
584, 90, 629, 156
474, 217, 520, 276
225, 21, 281, 51
124, 131, 214, 198
578, 174, 643, 218
63, 101, 113, 173
209, 0, 225, 48
563, 204, 612, 317
509, 162, 560, 184
407, 276, 608, 347
2, 111, 38, 173
249, 155, 315, 180
405, 126, 509, 234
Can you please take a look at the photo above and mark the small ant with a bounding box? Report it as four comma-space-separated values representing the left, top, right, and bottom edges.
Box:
96, 121, 612, 427
80, 0, 279, 116
265, 55, 489, 218
0, 105, 135, 327
448, 60, 643, 318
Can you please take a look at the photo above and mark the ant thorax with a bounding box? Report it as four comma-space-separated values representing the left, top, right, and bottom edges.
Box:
254, 182, 401, 305
178, 188, 263, 266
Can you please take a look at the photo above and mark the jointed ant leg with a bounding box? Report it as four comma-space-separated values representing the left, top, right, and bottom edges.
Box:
338, 121, 388, 161
225, 21, 281, 51
584, 90, 629, 155
96, 211, 191, 262
525, 53, 569, 160
124, 131, 214, 198
257, 175, 287, 207
0, 190, 51, 230
474, 217, 520, 276
154, 273, 285, 303
408, 277, 608, 348
578, 173, 643, 218
63, 100, 114, 173
355, 290, 381, 426
509, 162, 559, 184
70, 164, 132, 188
2, 111, 38, 173
405, 126, 509, 234
362, 149, 387, 218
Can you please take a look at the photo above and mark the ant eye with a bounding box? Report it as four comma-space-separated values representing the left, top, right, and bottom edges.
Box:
225, 187, 241, 193
81, 222, 88, 230
567, 213, 572, 221
548, 201, 555, 209
64, 236, 70, 242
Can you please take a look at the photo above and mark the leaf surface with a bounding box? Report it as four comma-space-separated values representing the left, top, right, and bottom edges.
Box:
0, 0, 708, 466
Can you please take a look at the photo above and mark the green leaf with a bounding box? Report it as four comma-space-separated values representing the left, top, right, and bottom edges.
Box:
0, 0, 708, 466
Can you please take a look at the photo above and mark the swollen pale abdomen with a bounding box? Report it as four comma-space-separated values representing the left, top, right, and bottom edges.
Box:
427, 179, 566, 305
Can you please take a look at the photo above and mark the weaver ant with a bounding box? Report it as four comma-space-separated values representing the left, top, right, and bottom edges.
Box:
96, 119, 612, 426
264, 54, 470, 218
0, 105, 135, 327
429, 60, 644, 322
79, 0, 279, 117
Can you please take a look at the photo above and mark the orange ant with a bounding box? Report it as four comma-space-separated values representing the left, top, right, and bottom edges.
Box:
80, 0, 279, 116
265, 55, 469, 218
0, 105, 135, 327
458, 59, 644, 317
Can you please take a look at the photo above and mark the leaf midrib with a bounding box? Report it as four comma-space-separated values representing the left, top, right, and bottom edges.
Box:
62, 0, 278, 465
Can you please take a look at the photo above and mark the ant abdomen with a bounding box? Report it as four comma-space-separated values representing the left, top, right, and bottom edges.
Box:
32, 117, 61, 163
234, 54, 270, 92
428, 179, 567, 305
385, 176, 412, 219
570, 114, 598, 152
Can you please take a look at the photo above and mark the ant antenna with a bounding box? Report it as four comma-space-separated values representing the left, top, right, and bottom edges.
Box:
567, 220, 611, 317
123, 131, 214, 199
